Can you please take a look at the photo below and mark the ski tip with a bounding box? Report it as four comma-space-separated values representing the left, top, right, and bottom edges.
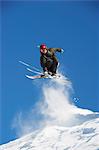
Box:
25, 75, 33, 79
25, 74, 29, 78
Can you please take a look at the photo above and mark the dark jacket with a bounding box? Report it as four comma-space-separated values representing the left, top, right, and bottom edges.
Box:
40, 48, 62, 69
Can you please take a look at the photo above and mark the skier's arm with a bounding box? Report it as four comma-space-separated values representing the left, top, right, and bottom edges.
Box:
40, 56, 47, 71
49, 48, 62, 53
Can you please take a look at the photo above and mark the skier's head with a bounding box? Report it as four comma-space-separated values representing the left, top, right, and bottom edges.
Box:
40, 44, 47, 54
40, 44, 47, 50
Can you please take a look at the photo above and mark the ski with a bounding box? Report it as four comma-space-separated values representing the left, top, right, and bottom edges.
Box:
25, 73, 61, 80
26, 68, 42, 75
25, 74, 49, 80
19, 60, 42, 73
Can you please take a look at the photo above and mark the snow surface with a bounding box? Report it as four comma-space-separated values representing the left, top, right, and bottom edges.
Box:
1, 113, 99, 150
1, 77, 99, 150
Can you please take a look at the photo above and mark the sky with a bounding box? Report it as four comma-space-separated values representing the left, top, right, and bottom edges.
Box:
1, 0, 99, 145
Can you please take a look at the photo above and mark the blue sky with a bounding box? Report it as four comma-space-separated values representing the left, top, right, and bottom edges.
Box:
1, 1, 99, 144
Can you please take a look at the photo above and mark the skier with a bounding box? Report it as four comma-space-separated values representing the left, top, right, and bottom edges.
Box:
40, 44, 64, 76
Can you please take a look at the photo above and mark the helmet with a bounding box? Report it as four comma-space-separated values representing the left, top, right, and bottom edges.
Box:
40, 44, 47, 49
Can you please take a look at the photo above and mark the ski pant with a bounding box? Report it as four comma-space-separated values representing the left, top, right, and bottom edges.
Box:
40, 56, 58, 74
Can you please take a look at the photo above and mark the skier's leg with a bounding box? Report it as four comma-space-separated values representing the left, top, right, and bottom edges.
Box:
46, 59, 53, 73
49, 58, 58, 75
50, 61, 58, 75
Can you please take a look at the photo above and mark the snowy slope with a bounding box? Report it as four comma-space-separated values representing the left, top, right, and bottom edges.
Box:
1, 112, 99, 150
1, 77, 99, 150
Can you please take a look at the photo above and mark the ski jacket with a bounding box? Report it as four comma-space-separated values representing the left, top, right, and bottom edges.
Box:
40, 48, 62, 70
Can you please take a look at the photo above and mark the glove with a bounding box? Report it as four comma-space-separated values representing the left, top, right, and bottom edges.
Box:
37, 45, 40, 48
61, 49, 64, 53
45, 67, 48, 71
44, 67, 48, 76
44, 71, 49, 76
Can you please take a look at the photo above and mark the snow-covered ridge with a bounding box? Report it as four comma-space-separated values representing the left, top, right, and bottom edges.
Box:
1, 112, 99, 150
1, 78, 99, 150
